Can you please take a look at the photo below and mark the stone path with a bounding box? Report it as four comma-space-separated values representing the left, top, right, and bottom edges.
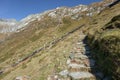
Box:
48, 33, 105, 80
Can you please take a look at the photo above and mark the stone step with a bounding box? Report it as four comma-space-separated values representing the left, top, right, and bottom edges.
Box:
68, 63, 86, 69
69, 53, 91, 60
74, 54, 91, 59
74, 47, 85, 51
69, 59, 83, 64
74, 46, 86, 50
74, 50, 86, 54
72, 51, 91, 56
69, 58, 95, 67
68, 58, 96, 72
74, 53, 91, 58
73, 50, 85, 53
76, 42, 85, 45
69, 66, 92, 72
74, 46, 90, 52
68, 72, 96, 80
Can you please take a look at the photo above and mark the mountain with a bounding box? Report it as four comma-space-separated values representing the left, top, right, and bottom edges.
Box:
0, 19, 17, 33
0, 0, 120, 80
0, 0, 113, 34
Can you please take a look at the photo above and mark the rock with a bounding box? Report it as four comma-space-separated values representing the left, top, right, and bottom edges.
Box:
76, 42, 83, 45
69, 53, 75, 60
66, 59, 71, 65
68, 72, 95, 80
68, 63, 86, 69
59, 70, 69, 77
47, 75, 60, 80
15, 76, 23, 80
15, 75, 30, 80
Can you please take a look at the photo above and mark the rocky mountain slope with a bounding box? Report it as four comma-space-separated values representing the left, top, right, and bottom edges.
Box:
0, 19, 17, 33
0, 0, 114, 34
0, 0, 120, 80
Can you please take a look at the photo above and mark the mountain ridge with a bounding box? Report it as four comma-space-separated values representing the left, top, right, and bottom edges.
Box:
0, 0, 114, 33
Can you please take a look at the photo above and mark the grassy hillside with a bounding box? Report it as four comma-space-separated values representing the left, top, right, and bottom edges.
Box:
0, 15, 89, 80
86, 4, 120, 79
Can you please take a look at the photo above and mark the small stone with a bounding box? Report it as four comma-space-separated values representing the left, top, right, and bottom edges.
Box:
69, 53, 75, 59
47, 75, 60, 80
15, 75, 30, 80
76, 42, 83, 45
66, 59, 71, 65
15, 76, 23, 80
59, 70, 69, 77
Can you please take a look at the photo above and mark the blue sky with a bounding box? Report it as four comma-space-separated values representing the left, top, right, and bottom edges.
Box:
0, 0, 101, 21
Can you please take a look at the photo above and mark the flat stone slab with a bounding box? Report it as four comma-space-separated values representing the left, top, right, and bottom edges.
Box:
69, 66, 91, 72
74, 54, 90, 59
68, 63, 86, 69
69, 72, 95, 80
70, 59, 83, 64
